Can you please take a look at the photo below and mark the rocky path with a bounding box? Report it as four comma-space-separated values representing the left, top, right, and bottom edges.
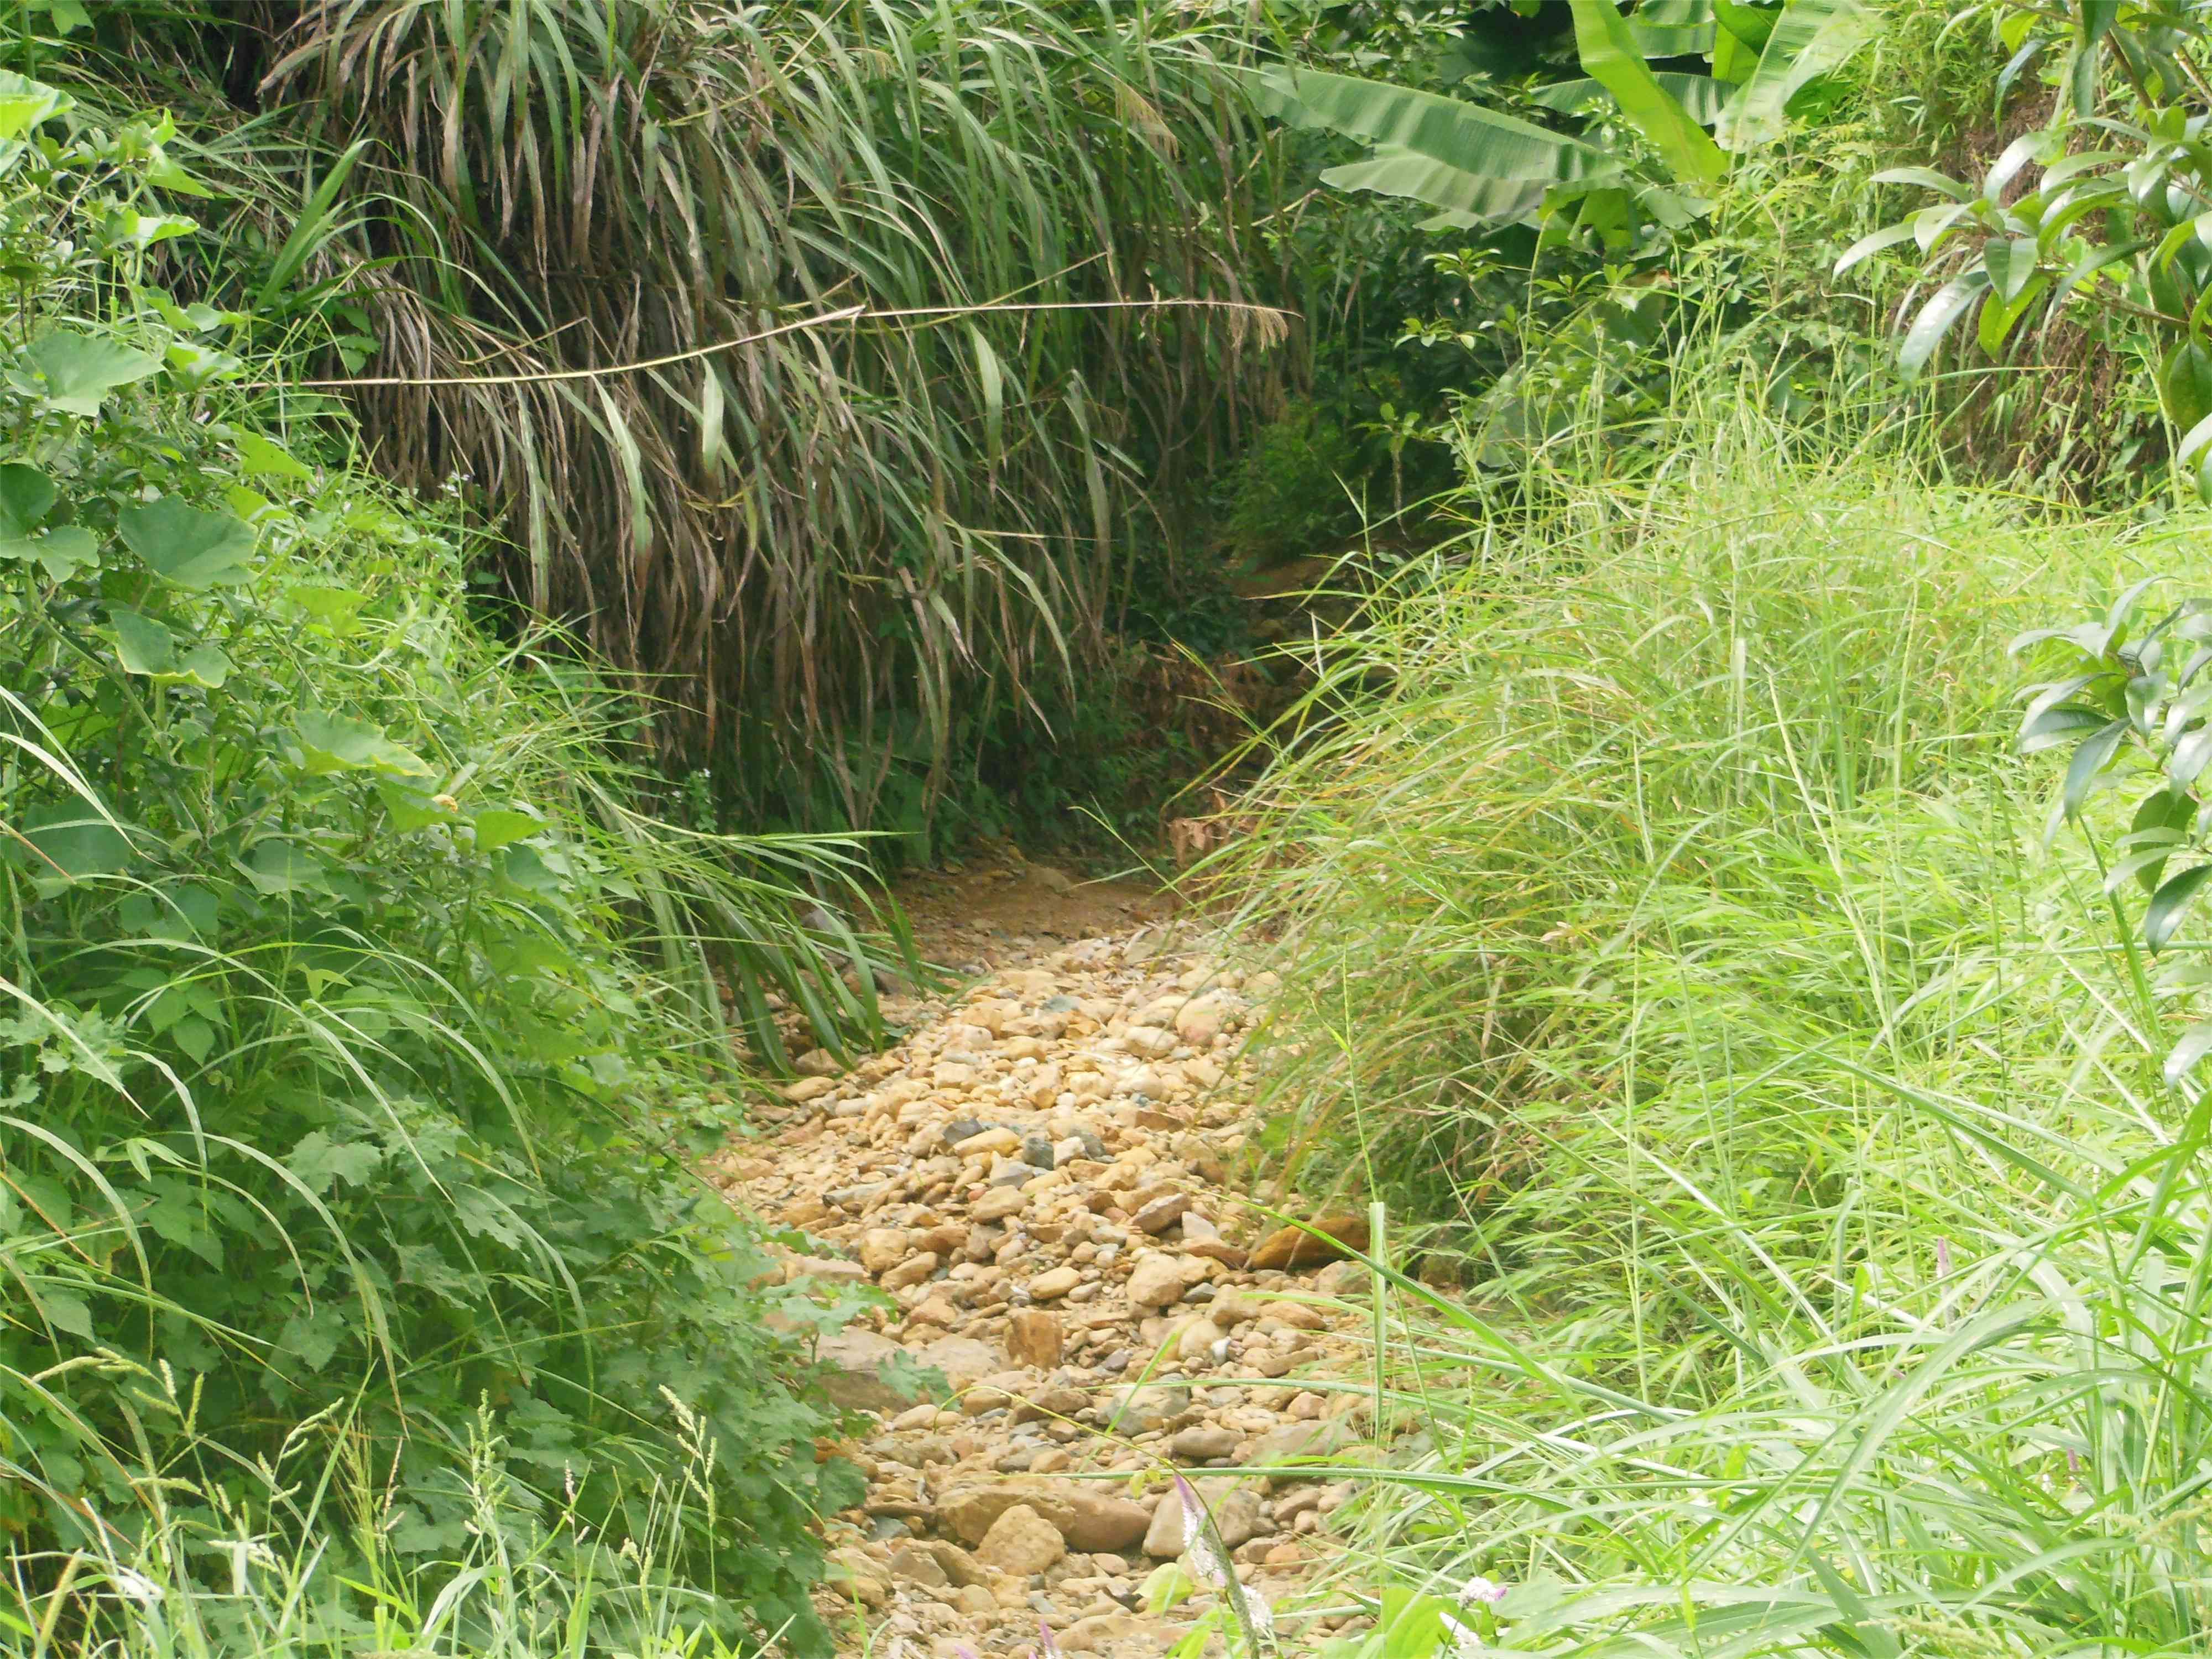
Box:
713, 851, 1378, 1658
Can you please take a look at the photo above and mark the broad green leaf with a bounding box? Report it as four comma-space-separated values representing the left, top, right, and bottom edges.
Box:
1528, 72, 1731, 124
0, 71, 70, 143
1322, 148, 1571, 224
497, 844, 564, 896
1711, 0, 1781, 51
17, 804, 132, 884
1568, 0, 1728, 184
1249, 67, 1614, 192
294, 709, 433, 779
1833, 220, 1919, 275
0, 463, 56, 535
107, 210, 198, 251
243, 838, 325, 895
288, 583, 370, 633
20, 328, 161, 417
2148, 862, 2212, 951
1717, 0, 1875, 149
472, 810, 541, 852
1983, 235, 2040, 301
236, 432, 312, 481
2161, 338, 2212, 434
111, 608, 178, 676
118, 497, 257, 588
0, 467, 97, 577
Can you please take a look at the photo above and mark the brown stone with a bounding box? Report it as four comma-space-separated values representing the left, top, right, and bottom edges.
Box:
976, 1503, 1066, 1575
1131, 1192, 1191, 1234
1007, 1306, 1063, 1368
1246, 1213, 1369, 1272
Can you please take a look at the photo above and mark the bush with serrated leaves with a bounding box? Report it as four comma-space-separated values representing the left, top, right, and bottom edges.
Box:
0, 71, 875, 1653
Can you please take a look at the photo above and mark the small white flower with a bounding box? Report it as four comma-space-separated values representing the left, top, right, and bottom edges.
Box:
1460, 1575, 1509, 1606
1439, 1610, 1485, 1658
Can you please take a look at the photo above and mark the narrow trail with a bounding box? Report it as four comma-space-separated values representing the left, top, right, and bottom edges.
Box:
713, 843, 1379, 1658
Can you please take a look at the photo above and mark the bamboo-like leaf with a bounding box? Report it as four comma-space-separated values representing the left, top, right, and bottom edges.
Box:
1566, 0, 1728, 184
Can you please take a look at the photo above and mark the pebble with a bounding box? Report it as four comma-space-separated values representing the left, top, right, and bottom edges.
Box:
714, 909, 1375, 1653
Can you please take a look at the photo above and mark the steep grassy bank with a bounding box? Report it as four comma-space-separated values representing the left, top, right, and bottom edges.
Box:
1213, 414, 2212, 1653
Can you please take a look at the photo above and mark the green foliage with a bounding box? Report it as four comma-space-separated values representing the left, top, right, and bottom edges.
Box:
84, 0, 1289, 836
1212, 409, 2212, 1656
1252, 0, 1876, 246
1845, 0, 2212, 498
1218, 399, 1371, 566
0, 74, 875, 1651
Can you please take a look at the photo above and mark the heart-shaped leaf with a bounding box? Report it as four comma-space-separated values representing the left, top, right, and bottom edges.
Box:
118, 497, 257, 588
236, 432, 313, 481
0, 463, 56, 535
21, 328, 161, 417
111, 608, 178, 675
294, 709, 432, 779
472, 809, 540, 852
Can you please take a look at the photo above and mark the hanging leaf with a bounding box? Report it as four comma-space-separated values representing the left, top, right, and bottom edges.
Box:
1529, 72, 1732, 125
1248, 66, 1614, 196
1567, 0, 1729, 184
117, 497, 257, 588
2147, 862, 2212, 951
472, 810, 542, 853
1716, 0, 1875, 149
1321, 148, 1571, 224
1898, 272, 1992, 377
19, 328, 161, 418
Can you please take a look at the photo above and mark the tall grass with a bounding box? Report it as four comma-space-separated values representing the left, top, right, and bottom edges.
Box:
82, 0, 1290, 831
1214, 401, 2212, 1654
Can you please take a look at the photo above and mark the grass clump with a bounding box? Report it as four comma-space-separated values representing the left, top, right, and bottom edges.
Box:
1212, 403, 2212, 1655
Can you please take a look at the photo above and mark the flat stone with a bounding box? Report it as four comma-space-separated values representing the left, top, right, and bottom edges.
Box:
1108, 1381, 1191, 1433
1131, 1192, 1191, 1234
1171, 1424, 1239, 1462
1061, 1613, 1145, 1652
881, 1250, 939, 1290
972, 1186, 1030, 1223
815, 1327, 915, 1412
888, 1543, 948, 1587
1029, 1265, 1082, 1300
956, 1127, 1023, 1157
858, 1228, 910, 1272
915, 1334, 1003, 1390
1247, 1214, 1369, 1272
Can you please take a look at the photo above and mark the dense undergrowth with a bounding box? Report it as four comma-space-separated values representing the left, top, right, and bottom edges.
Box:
0, 67, 891, 1657
1208, 398, 2212, 1656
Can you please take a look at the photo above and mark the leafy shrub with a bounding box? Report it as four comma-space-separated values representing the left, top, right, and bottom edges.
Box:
0, 72, 867, 1650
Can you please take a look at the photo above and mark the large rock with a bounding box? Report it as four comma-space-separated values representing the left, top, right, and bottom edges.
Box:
1061, 1613, 1146, 1652
977, 1503, 1066, 1575
935, 1483, 1150, 1552
1143, 1484, 1261, 1558
815, 1328, 914, 1412
858, 1228, 910, 1272
914, 1334, 1003, 1391
1243, 1417, 1355, 1484
1126, 1251, 1187, 1310
1248, 1213, 1369, 1272
1109, 1380, 1191, 1433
